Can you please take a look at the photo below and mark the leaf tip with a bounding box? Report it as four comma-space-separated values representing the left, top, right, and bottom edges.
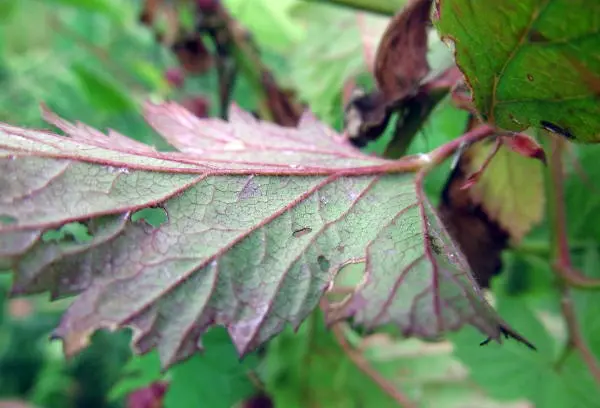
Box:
479, 324, 537, 351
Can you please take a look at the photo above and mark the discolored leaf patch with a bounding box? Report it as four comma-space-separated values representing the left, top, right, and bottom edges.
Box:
461, 136, 545, 242
0, 102, 531, 367
435, 0, 600, 143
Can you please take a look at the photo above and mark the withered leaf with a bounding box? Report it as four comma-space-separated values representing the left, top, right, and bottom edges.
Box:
374, 0, 432, 102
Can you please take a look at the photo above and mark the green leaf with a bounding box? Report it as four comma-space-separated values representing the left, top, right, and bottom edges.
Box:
110, 350, 164, 400
42, 222, 93, 244
42, 0, 122, 19
574, 244, 600, 357
564, 144, 600, 239
0, 102, 529, 367
451, 294, 598, 407
435, 0, 600, 143
287, 4, 389, 124
266, 313, 399, 407
71, 64, 136, 114
224, 0, 303, 51
164, 327, 258, 408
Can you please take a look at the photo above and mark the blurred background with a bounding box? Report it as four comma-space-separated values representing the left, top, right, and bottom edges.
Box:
0, 1, 598, 407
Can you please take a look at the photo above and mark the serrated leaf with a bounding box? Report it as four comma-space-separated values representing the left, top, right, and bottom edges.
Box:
163, 327, 258, 408
0, 102, 529, 367
435, 0, 600, 143
452, 295, 598, 408
110, 350, 164, 400
461, 138, 545, 242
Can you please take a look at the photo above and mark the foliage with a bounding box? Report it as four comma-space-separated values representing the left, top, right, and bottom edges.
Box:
1, 0, 599, 407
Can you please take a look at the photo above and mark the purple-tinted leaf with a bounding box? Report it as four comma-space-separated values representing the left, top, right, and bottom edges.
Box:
0, 102, 530, 367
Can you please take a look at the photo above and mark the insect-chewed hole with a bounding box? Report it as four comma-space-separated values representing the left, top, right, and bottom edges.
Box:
42, 222, 93, 244
0, 214, 17, 225
317, 255, 330, 273
131, 207, 169, 228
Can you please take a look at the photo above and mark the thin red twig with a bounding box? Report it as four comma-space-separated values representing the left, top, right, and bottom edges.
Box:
548, 135, 600, 289
547, 134, 600, 386
331, 323, 418, 408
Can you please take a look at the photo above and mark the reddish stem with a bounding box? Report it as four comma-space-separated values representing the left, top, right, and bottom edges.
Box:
547, 134, 600, 386
548, 135, 600, 289
331, 323, 418, 408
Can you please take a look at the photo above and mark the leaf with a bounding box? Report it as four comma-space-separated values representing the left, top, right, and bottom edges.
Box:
43, 0, 122, 19
435, 0, 600, 143
0, 102, 529, 367
110, 351, 164, 400
574, 244, 600, 358
374, 0, 432, 102
72, 64, 137, 114
266, 313, 400, 408
461, 137, 545, 242
224, 0, 303, 51
163, 327, 258, 408
287, 3, 389, 123
438, 152, 509, 289
452, 294, 599, 408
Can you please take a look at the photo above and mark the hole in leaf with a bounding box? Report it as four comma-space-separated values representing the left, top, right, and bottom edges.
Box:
0, 214, 17, 225
317, 255, 330, 273
292, 227, 312, 238
131, 207, 168, 227
42, 222, 93, 244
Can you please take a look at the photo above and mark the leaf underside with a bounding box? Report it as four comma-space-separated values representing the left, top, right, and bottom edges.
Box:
0, 102, 529, 368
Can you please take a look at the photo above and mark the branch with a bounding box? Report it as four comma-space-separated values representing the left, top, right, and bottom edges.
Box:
200, 4, 303, 124
330, 322, 418, 408
301, 0, 402, 16
556, 290, 600, 385
546, 133, 600, 386
422, 123, 496, 169
546, 135, 600, 289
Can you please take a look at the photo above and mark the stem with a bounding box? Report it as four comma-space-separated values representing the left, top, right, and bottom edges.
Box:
546, 133, 600, 385
555, 289, 600, 384
423, 124, 496, 169
331, 323, 417, 408
300, 0, 403, 16
546, 135, 600, 289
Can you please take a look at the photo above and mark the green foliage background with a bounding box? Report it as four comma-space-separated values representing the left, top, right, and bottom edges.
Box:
0, 0, 598, 407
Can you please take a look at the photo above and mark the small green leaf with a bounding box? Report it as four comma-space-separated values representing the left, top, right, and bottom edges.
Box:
110, 350, 164, 400
72, 64, 136, 114
462, 138, 545, 241
164, 328, 258, 408
266, 313, 399, 408
452, 294, 598, 407
42, 222, 93, 244
435, 0, 600, 143
42, 0, 122, 19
